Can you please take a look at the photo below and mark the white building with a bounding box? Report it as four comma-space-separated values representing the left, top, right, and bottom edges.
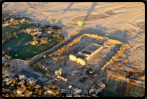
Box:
20, 19, 25, 23
25, 28, 32, 32
35, 85, 41, 88
66, 94, 72, 97
2, 23, 9, 27
74, 88, 81, 94
17, 85, 26, 95
40, 37, 48, 40
28, 21, 32, 24
61, 89, 66, 93
27, 77, 37, 85
35, 31, 42, 36
10, 18, 15, 22
2, 56, 7, 64
19, 75, 25, 80
46, 89, 52, 94
31, 40, 38, 45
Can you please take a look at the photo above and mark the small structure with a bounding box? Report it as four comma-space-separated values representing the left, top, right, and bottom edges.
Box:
36, 31, 42, 36
10, 18, 15, 22
44, 30, 52, 34
56, 75, 67, 82
68, 85, 72, 89
20, 19, 25, 23
129, 85, 145, 97
2, 56, 7, 64
18, 80, 25, 85
19, 75, 25, 80
73, 88, 81, 94
46, 89, 52, 94
45, 57, 55, 64
35, 84, 41, 88
89, 82, 105, 95
40, 37, 48, 40
66, 94, 72, 97
2, 22, 9, 27
61, 89, 66, 93
33, 28, 42, 32
31, 40, 38, 45
28, 22, 32, 24
25, 27, 33, 32
55, 68, 62, 76
26, 91, 33, 96
17, 85, 26, 95
27, 77, 37, 85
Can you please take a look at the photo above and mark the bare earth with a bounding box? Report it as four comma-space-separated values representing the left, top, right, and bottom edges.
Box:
2, 2, 145, 84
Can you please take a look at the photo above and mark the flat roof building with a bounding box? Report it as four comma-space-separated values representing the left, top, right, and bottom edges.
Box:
69, 43, 103, 65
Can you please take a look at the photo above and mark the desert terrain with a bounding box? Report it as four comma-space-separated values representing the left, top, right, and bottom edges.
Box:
2, 2, 145, 97
2, 2, 145, 41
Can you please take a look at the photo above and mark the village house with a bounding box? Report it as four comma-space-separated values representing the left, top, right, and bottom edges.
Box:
34, 31, 42, 36
17, 85, 26, 95
25, 27, 33, 33
44, 30, 52, 34
2, 56, 7, 64
27, 77, 37, 85
20, 18, 25, 23
12, 20, 19, 25
31, 40, 38, 45
19, 75, 25, 80
35, 85, 41, 88
2, 22, 9, 27
26, 91, 33, 97
46, 89, 53, 95
28, 21, 32, 24
18, 80, 25, 85
33, 28, 42, 32
40, 37, 48, 40
10, 18, 15, 22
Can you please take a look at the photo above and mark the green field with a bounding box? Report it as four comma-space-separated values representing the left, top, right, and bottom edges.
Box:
15, 22, 33, 29
3, 33, 60, 60
2, 33, 33, 49
2, 22, 33, 41
2, 16, 63, 60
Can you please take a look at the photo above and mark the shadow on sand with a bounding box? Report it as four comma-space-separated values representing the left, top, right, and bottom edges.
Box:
62, 2, 75, 15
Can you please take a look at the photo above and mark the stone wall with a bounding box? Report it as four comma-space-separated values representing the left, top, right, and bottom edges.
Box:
77, 58, 86, 65
86, 46, 104, 61
69, 54, 77, 61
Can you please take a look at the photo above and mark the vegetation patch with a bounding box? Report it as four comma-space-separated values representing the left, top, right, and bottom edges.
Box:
15, 22, 33, 30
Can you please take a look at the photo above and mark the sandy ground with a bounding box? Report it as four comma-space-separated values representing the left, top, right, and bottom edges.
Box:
2, 2, 145, 42
2, 2, 145, 85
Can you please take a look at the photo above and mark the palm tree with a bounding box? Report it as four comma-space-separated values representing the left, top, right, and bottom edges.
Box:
46, 77, 49, 81
15, 54, 18, 57
52, 85, 56, 89
2, 40, 4, 44
2, 51, 5, 54
25, 74, 28, 77
54, 61, 56, 66
44, 86, 48, 90
52, 91, 56, 96
93, 81, 97, 84
32, 95, 36, 97
4, 63, 8, 67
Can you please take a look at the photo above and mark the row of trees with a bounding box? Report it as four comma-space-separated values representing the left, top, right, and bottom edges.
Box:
2, 29, 25, 44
